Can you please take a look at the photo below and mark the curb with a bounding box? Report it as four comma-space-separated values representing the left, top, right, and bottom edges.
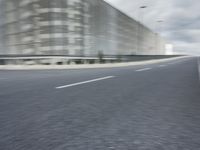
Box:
0, 56, 189, 70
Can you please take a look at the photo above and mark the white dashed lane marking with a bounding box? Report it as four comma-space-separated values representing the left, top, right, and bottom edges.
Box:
136, 68, 152, 72
56, 76, 115, 89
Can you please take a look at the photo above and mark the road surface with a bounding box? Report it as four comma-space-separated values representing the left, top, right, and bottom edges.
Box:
0, 57, 200, 150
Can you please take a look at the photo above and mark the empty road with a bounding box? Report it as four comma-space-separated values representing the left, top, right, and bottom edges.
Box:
0, 57, 200, 150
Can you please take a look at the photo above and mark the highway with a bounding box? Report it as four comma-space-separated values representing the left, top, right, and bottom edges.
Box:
0, 57, 200, 150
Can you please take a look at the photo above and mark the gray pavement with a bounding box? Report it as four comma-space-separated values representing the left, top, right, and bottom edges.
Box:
0, 57, 200, 150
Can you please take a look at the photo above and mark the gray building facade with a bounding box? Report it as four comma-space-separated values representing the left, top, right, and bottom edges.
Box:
0, 0, 166, 56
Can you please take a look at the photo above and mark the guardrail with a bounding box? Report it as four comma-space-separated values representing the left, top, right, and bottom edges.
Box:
0, 55, 183, 65
0, 55, 118, 65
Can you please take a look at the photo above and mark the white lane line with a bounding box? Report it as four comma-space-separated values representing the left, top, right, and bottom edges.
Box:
56, 76, 115, 89
159, 65, 167, 67
136, 68, 152, 72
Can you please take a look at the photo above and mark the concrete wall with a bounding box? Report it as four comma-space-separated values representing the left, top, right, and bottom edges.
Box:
0, 0, 166, 56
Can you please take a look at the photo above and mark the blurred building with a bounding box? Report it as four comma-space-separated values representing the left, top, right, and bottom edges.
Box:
0, 0, 166, 56
165, 44, 174, 55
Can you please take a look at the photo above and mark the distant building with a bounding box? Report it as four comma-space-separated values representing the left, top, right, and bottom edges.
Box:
165, 44, 174, 55
0, 0, 166, 56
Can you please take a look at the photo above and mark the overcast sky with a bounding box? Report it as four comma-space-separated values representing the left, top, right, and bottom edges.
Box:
105, 0, 200, 55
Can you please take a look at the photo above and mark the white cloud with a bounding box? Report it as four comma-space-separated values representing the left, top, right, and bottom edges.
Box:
104, 0, 200, 55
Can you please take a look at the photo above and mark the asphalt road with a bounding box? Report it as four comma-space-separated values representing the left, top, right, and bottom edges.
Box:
0, 57, 200, 150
